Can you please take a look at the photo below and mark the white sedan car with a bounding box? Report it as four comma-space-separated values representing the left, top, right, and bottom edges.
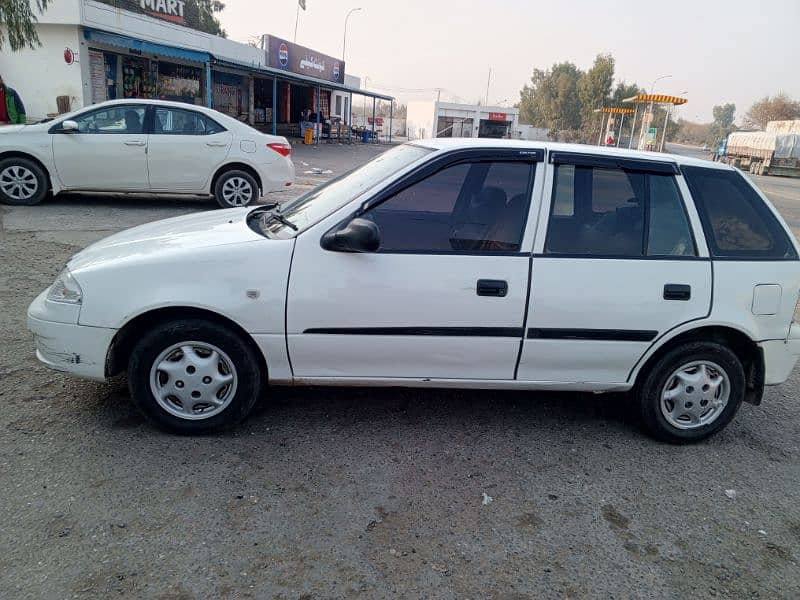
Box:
28, 140, 800, 442
0, 99, 294, 208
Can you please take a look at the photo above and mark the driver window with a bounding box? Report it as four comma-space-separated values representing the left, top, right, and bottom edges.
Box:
364, 160, 533, 253
74, 106, 146, 134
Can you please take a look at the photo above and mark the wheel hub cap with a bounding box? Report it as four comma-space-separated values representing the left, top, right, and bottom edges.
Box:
0, 166, 38, 200
149, 342, 238, 420
221, 177, 253, 206
660, 360, 730, 429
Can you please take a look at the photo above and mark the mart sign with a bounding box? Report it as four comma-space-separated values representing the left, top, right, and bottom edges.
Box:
140, 0, 186, 24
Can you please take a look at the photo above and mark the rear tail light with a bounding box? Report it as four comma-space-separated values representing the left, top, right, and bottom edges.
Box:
267, 142, 292, 157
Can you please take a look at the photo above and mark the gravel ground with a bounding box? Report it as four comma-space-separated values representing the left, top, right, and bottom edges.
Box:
1, 144, 799, 599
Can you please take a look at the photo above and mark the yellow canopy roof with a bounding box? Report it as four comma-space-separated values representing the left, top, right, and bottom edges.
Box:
593, 107, 635, 114
623, 94, 688, 105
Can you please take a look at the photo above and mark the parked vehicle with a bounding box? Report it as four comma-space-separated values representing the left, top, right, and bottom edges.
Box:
28, 140, 800, 442
717, 120, 800, 177
0, 99, 294, 208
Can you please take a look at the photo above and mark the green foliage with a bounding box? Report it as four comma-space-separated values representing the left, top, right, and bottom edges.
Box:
518, 55, 679, 145
743, 93, 800, 129
709, 103, 736, 144
0, 0, 49, 51
185, 0, 227, 37
518, 61, 582, 140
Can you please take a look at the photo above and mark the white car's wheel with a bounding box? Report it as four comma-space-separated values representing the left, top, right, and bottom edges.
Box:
0, 157, 48, 206
637, 341, 744, 443
128, 319, 263, 434
214, 170, 259, 209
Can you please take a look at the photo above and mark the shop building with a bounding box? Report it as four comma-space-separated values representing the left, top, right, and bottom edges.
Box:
406, 101, 519, 140
0, 0, 393, 142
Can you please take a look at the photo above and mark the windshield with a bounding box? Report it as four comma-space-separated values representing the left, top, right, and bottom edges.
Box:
258, 144, 433, 237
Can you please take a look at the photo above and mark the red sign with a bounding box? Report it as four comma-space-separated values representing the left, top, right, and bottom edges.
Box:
64, 47, 74, 65
368, 117, 384, 125
488, 112, 507, 121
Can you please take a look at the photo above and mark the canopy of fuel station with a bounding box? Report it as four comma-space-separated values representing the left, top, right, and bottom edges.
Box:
621, 93, 688, 151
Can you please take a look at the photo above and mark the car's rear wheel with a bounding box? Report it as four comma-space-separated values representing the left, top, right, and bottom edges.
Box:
128, 319, 263, 434
637, 341, 744, 443
0, 157, 48, 206
214, 169, 259, 209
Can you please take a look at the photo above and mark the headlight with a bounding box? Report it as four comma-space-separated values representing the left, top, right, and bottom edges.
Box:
47, 269, 83, 304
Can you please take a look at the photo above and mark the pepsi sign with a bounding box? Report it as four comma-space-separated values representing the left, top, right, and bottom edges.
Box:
278, 42, 289, 67
266, 35, 345, 84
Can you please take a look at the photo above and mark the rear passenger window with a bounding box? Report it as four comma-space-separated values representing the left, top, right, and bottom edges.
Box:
545, 164, 696, 257
682, 167, 797, 259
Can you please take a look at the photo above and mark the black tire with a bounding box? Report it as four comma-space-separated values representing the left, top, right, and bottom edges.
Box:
213, 169, 259, 209
0, 157, 48, 206
637, 341, 744, 444
128, 318, 263, 434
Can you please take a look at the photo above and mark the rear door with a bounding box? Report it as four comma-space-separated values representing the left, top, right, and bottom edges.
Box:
518, 152, 712, 384
286, 149, 543, 381
146, 106, 232, 191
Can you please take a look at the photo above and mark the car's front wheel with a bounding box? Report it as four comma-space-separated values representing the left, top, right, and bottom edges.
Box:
0, 157, 49, 206
128, 319, 263, 434
637, 341, 744, 443
214, 169, 259, 209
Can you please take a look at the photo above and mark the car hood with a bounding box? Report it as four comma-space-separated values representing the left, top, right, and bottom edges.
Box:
68, 208, 267, 272
0, 124, 26, 134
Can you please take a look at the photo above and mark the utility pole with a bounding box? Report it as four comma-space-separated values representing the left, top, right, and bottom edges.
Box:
485, 67, 491, 106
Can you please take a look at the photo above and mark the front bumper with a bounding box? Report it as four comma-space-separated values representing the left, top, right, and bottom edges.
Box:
27, 291, 116, 381
760, 322, 800, 385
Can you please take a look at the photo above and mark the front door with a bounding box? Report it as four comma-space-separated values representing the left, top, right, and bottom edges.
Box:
518, 153, 712, 384
147, 106, 233, 191
51, 104, 149, 190
287, 153, 540, 380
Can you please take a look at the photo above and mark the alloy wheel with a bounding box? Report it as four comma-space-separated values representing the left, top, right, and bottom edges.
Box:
0, 165, 38, 201
221, 176, 253, 206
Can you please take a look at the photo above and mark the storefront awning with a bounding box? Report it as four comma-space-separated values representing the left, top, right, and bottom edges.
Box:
622, 93, 688, 105
83, 28, 211, 64
211, 57, 394, 102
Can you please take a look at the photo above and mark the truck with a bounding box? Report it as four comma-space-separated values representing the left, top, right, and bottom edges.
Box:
717, 120, 800, 177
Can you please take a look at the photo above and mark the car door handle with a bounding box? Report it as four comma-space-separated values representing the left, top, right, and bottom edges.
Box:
477, 279, 508, 297
664, 284, 691, 301
124, 140, 146, 146
206, 141, 228, 147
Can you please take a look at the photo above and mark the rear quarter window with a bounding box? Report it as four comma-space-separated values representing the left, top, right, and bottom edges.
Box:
681, 166, 797, 259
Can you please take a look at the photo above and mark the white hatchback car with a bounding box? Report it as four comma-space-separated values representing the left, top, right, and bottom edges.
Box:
0, 99, 294, 208
27, 140, 800, 442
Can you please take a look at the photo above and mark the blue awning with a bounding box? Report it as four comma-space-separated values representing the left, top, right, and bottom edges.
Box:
83, 28, 211, 64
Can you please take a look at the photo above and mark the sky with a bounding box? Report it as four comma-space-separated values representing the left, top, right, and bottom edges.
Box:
219, 0, 800, 123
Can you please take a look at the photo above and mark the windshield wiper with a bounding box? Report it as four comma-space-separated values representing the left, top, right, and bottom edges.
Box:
267, 211, 298, 231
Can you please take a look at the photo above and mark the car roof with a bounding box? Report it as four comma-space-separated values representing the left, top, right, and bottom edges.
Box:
84, 98, 220, 117
411, 138, 732, 171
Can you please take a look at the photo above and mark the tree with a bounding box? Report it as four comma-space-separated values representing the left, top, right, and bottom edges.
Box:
578, 54, 615, 140
709, 103, 736, 144
0, 0, 49, 51
743, 93, 800, 129
185, 0, 227, 37
518, 61, 582, 140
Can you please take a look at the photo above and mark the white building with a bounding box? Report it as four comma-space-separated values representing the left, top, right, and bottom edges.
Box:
0, 0, 391, 140
406, 101, 520, 140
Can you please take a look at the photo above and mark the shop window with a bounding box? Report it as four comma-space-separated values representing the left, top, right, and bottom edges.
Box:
153, 107, 225, 135
157, 62, 202, 104
74, 106, 146, 134
335, 95, 343, 117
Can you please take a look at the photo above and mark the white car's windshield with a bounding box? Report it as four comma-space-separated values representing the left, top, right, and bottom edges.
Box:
259, 144, 433, 237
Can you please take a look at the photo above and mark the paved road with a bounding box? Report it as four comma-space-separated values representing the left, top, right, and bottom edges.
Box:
2, 143, 800, 599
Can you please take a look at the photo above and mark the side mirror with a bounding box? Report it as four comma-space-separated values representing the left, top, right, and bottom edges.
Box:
60, 120, 79, 133
321, 217, 381, 253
